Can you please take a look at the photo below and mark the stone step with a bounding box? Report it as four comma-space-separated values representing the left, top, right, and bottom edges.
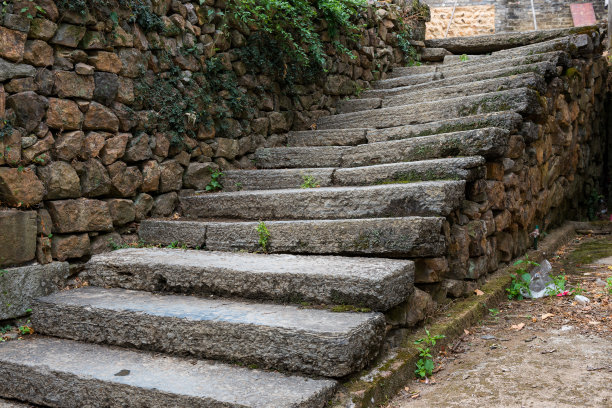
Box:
366, 111, 523, 143
362, 60, 556, 99
317, 88, 541, 130
181, 181, 466, 220
287, 128, 369, 147
337, 98, 381, 114
139, 216, 449, 257
222, 156, 484, 191
84, 248, 416, 311
340, 72, 545, 113
255, 128, 506, 169
388, 65, 438, 76
33, 287, 385, 377
424, 26, 596, 54
491, 33, 595, 58
0, 337, 336, 407
443, 54, 484, 64
372, 71, 442, 89
385, 50, 566, 81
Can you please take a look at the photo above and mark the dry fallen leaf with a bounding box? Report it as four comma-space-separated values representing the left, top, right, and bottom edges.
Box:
464, 329, 470, 335
541, 313, 554, 320
511, 323, 525, 331
475, 289, 484, 296
532, 317, 537, 323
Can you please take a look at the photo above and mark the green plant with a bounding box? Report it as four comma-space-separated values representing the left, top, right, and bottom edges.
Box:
488, 308, 500, 316
300, 174, 320, 189
414, 328, 445, 379
256, 221, 271, 252
167, 241, 188, 250
0, 118, 13, 140
206, 170, 224, 192
545, 274, 567, 296
606, 277, 612, 295
18, 321, 33, 335
507, 256, 539, 300
459, 54, 469, 62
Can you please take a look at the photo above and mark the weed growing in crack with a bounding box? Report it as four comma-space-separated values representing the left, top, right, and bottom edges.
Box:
414, 328, 445, 379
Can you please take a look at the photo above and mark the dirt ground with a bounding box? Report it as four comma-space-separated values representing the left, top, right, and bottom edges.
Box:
387, 233, 612, 408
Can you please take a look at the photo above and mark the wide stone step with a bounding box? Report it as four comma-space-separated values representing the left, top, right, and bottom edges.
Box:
140, 216, 449, 257
491, 33, 594, 58
371, 71, 442, 89
222, 156, 484, 191
84, 248, 415, 311
0, 337, 336, 408
443, 54, 484, 64
181, 181, 466, 220
366, 111, 522, 143
287, 128, 369, 147
362, 60, 556, 99
388, 65, 438, 76
255, 128, 505, 169
387, 50, 566, 80
317, 88, 542, 130
424, 26, 596, 54
33, 287, 385, 377
340, 73, 545, 113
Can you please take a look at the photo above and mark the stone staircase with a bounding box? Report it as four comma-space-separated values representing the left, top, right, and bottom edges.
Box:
0, 29, 600, 407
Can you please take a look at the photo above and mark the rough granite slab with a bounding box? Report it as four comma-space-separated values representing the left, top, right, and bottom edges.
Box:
362, 61, 556, 99
253, 145, 351, 169
424, 27, 596, 54
181, 181, 466, 220
139, 217, 447, 257
333, 157, 486, 184
372, 71, 442, 89
83, 248, 415, 311
287, 129, 369, 147
388, 50, 566, 80
317, 88, 541, 130
337, 98, 381, 114
254, 127, 507, 169
221, 168, 335, 191
34, 287, 386, 377
0, 337, 337, 408
492, 34, 595, 58
343, 128, 509, 167
365, 112, 522, 143
138, 219, 207, 247
205, 217, 447, 257
0, 262, 69, 320
382, 72, 546, 109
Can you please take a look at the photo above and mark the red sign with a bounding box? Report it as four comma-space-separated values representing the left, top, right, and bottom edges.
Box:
570, 3, 597, 27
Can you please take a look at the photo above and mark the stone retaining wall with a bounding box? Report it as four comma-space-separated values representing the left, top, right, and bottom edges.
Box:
0, 0, 425, 268
441, 44, 609, 297
423, 0, 606, 38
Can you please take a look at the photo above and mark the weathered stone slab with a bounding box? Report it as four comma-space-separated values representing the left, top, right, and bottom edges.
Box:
207, 217, 446, 257
0, 210, 36, 267
363, 61, 556, 99
181, 181, 466, 220
317, 88, 542, 130
389, 50, 567, 80
337, 98, 381, 114
84, 248, 415, 311
34, 286, 385, 377
287, 128, 369, 147
0, 262, 68, 320
372, 71, 442, 89
139, 219, 207, 247
221, 168, 334, 191
254, 145, 350, 169
491, 34, 595, 58
388, 65, 437, 77
443, 54, 485, 64
333, 157, 486, 185
343, 128, 509, 167
365, 112, 523, 143
424, 27, 597, 54
382, 73, 546, 109
0, 337, 336, 407
420, 47, 452, 62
